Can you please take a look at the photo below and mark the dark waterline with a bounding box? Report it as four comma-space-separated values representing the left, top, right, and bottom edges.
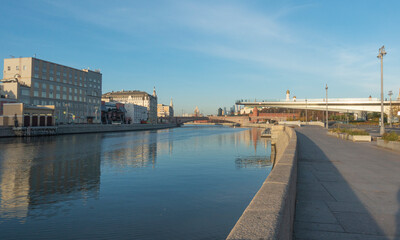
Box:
0, 125, 272, 240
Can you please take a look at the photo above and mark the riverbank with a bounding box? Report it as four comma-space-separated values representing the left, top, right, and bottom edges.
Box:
0, 123, 178, 137
227, 125, 298, 239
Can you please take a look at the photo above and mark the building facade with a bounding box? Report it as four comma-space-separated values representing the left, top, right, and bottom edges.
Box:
102, 89, 157, 124
1, 57, 102, 123
125, 103, 148, 124
157, 99, 174, 118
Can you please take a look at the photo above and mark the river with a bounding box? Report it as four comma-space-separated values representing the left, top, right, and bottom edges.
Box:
0, 125, 272, 240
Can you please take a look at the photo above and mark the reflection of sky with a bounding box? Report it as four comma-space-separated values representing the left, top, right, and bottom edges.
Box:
0, 126, 272, 239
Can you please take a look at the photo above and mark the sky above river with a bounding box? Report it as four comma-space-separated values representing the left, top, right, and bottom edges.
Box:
1, 0, 400, 114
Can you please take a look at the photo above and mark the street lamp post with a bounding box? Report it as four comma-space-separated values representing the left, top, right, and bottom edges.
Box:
389, 90, 393, 128
325, 84, 328, 129
377, 45, 387, 135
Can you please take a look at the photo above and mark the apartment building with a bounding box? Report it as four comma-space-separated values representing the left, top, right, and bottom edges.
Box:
1, 57, 102, 123
102, 88, 157, 124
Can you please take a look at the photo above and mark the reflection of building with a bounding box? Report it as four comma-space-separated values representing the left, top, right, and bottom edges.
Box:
102, 88, 157, 124
1, 57, 102, 124
101, 131, 158, 168
0, 135, 101, 219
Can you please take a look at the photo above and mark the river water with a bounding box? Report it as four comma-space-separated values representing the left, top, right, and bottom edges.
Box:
0, 125, 272, 240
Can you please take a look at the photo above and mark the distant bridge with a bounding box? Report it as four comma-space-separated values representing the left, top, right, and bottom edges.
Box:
158, 116, 209, 124
237, 98, 400, 118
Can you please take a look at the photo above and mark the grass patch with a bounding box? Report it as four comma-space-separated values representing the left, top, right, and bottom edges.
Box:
330, 128, 369, 136
382, 132, 400, 142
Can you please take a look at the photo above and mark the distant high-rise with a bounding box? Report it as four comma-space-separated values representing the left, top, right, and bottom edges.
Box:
217, 108, 223, 116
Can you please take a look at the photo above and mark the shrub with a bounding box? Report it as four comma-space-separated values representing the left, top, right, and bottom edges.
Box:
382, 132, 400, 142
329, 128, 369, 136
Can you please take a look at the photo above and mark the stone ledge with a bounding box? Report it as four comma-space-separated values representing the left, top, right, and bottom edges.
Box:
376, 139, 400, 152
227, 126, 298, 240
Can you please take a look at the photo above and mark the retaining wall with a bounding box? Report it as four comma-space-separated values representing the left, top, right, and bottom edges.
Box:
227, 125, 297, 240
377, 139, 400, 153
0, 124, 177, 137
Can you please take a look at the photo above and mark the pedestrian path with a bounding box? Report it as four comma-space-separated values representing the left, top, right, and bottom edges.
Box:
294, 126, 400, 240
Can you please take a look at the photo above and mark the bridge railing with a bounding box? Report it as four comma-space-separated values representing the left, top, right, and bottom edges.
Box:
236, 98, 381, 104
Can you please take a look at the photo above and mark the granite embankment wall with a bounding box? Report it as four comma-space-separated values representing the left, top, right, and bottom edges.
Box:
0, 124, 177, 137
57, 124, 177, 135
227, 125, 298, 240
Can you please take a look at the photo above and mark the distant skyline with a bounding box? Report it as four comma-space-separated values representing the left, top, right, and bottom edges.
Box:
1, 0, 400, 115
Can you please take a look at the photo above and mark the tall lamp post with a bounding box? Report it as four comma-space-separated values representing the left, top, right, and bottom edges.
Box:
389, 90, 393, 128
377, 45, 387, 135
325, 84, 328, 129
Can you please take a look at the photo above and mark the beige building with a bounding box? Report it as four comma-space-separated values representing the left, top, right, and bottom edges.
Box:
102, 88, 158, 124
157, 98, 174, 118
1, 57, 102, 123
0, 103, 55, 127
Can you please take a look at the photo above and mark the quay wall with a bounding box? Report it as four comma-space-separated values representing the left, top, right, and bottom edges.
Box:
227, 125, 298, 240
0, 124, 177, 137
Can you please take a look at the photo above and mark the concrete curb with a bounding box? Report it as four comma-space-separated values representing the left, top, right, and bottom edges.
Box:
376, 139, 400, 153
227, 126, 297, 240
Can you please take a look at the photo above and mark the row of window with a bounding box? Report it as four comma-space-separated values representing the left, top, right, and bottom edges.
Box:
7, 65, 27, 71
31, 98, 101, 106
34, 65, 100, 82
33, 73, 101, 89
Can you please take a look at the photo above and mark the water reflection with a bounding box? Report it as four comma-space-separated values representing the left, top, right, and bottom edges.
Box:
0, 135, 102, 220
0, 126, 272, 239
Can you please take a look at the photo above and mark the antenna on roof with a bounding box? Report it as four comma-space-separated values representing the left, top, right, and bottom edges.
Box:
34, 53, 36, 58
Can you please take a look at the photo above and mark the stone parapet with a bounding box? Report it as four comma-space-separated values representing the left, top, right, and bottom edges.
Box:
227, 125, 297, 240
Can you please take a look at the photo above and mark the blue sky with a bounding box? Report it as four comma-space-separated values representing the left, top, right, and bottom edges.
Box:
1, 0, 400, 115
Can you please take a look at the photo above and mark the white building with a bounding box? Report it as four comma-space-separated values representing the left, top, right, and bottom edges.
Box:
125, 103, 148, 124
102, 88, 158, 124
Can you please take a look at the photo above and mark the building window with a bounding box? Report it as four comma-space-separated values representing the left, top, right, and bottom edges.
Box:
42, 68, 47, 73
57, 77, 60, 82
34, 90, 39, 97
33, 99, 39, 105
42, 75, 47, 80
56, 86, 60, 91
63, 94, 67, 100
49, 85, 54, 90
49, 92, 54, 98
56, 93, 60, 99
23, 65, 26, 70
69, 95, 72, 101
57, 71, 60, 76
42, 83, 47, 89
22, 89, 30, 96
41, 91, 47, 98
34, 82, 39, 88
49, 76, 54, 81
34, 66, 39, 72
34, 73, 39, 78
74, 96, 77, 101
16, 66, 19, 70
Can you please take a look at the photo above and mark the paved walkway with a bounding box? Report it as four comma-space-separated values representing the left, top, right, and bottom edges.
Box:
294, 126, 400, 240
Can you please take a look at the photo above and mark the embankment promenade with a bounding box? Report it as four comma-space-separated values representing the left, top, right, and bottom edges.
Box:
0, 123, 178, 137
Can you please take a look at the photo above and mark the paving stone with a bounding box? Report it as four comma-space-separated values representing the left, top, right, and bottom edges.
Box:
294, 221, 344, 232
294, 201, 337, 224
334, 212, 385, 235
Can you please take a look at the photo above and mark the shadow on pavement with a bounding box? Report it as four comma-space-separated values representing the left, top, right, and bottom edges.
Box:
293, 128, 399, 240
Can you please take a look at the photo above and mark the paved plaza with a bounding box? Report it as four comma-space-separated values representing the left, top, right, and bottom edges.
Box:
294, 126, 400, 240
